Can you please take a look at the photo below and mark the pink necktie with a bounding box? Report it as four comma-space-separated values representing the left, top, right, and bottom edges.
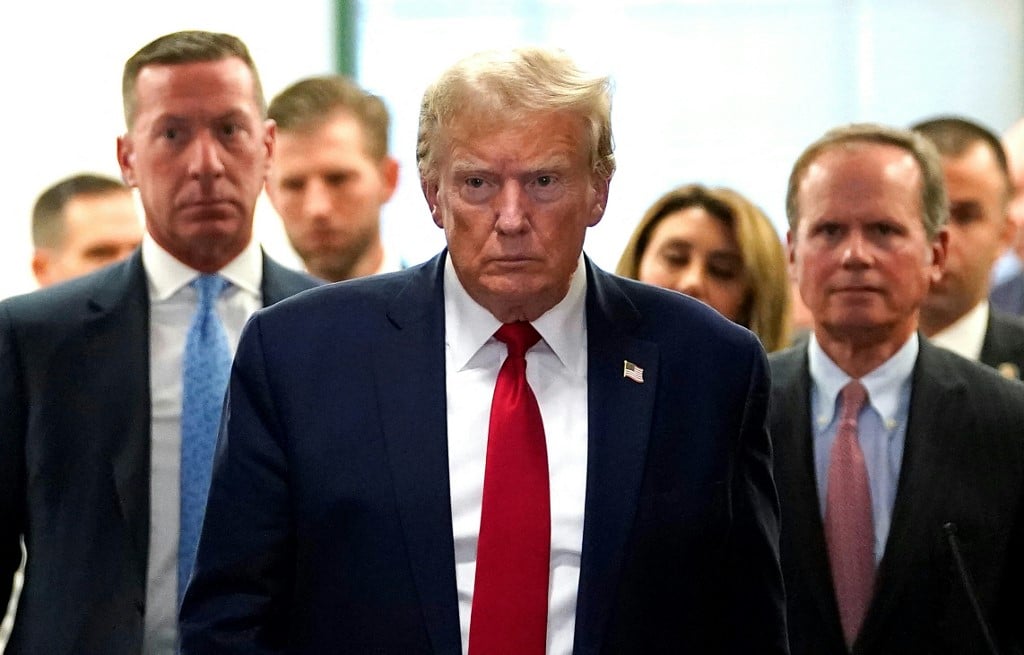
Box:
825, 380, 874, 648
469, 322, 549, 655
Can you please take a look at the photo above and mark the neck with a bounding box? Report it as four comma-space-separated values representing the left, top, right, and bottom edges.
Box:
919, 298, 984, 338
814, 323, 916, 378
346, 239, 385, 280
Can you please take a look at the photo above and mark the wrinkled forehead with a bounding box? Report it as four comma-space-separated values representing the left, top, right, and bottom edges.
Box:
437, 108, 590, 161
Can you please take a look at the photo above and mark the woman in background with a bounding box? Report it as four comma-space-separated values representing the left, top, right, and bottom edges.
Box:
617, 183, 792, 352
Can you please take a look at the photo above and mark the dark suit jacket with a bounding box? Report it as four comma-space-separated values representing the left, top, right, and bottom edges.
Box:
0, 250, 319, 655
770, 338, 1024, 655
179, 253, 789, 654
980, 309, 1024, 380
991, 271, 1024, 317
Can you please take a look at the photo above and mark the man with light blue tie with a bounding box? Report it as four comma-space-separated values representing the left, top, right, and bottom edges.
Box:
772, 123, 1024, 655
0, 30, 318, 655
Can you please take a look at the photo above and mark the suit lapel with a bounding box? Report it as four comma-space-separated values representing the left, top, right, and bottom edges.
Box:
980, 310, 1024, 379
373, 254, 461, 652
87, 253, 152, 581
260, 251, 319, 306
771, 348, 847, 641
573, 262, 659, 653
858, 339, 966, 646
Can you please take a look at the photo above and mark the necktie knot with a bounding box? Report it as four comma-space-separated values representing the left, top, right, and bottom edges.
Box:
191, 274, 229, 309
841, 380, 868, 422
494, 322, 541, 359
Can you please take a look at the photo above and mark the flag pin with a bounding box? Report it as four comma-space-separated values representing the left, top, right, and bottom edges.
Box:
623, 360, 644, 383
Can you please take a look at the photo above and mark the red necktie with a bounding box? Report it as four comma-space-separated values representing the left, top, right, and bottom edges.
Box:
824, 380, 874, 648
469, 322, 550, 655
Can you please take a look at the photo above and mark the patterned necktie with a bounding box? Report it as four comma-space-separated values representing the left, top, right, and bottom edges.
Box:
178, 273, 232, 605
825, 379, 874, 648
469, 322, 550, 655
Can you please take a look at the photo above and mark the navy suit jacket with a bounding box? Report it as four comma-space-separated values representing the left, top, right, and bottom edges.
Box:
179, 253, 789, 654
0, 250, 319, 655
770, 339, 1024, 655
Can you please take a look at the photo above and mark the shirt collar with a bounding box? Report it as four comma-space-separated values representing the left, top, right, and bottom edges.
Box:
443, 253, 588, 375
808, 331, 918, 430
927, 300, 989, 361
141, 232, 263, 301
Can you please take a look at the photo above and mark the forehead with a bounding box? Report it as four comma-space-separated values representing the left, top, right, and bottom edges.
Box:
800, 143, 922, 206
277, 112, 369, 158
132, 57, 259, 120
62, 193, 140, 236
440, 110, 590, 170
942, 141, 1007, 190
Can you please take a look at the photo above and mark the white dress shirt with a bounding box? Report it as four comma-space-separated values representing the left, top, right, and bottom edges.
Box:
444, 254, 589, 655
928, 300, 989, 362
142, 234, 263, 655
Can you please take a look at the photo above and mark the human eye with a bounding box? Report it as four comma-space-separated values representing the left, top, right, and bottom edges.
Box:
708, 257, 743, 281
324, 172, 351, 187
870, 222, 904, 238
529, 173, 562, 201
949, 202, 982, 226
810, 222, 842, 240
459, 175, 494, 203
659, 244, 690, 267
280, 178, 305, 192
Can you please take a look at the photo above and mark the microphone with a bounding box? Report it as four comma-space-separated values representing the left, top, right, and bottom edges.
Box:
943, 522, 1001, 655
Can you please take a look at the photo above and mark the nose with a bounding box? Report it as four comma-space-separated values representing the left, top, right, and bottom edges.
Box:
675, 264, 707, 300
187, 131, 226, 180
493, 182, 529, 234
841, 230, 871, 268
302, 178, 333, 221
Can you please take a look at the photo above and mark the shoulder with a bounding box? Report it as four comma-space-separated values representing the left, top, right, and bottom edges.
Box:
264, 254, 323, 292
0, 255, 141, 327
987, 308, 1024, 342
920, 339, 1024, 407
252, 256, 439, 332
991, 272, 1024, 314
768, 343, 807, 379
593, 267, 759, 353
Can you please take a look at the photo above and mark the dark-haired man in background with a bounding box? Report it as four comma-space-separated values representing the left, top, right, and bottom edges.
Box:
911, 116, 1024, 379
31, 172, 142, 287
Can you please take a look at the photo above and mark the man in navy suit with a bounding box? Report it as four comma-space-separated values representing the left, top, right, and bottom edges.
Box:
772, 123, 1024, 654
0, 31, 318, 655
180, 46, 788, 654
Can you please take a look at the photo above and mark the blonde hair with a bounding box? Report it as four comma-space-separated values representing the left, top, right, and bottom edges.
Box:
617, 183, 792, 352
416, 46, 615, 185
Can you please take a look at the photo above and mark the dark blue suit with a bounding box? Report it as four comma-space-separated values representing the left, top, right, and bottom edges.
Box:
179, 253, 788, 654
0, 250, 319, 655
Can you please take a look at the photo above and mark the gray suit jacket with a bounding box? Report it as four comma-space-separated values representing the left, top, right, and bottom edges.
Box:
980, 308, 1024, 380
0, 249, 319, 655
770, 338, 1024, 655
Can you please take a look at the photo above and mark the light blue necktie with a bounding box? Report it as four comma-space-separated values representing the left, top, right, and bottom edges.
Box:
178, 273, 232, 605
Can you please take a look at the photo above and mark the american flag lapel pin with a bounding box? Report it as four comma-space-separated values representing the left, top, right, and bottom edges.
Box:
623, 360, 644, 383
